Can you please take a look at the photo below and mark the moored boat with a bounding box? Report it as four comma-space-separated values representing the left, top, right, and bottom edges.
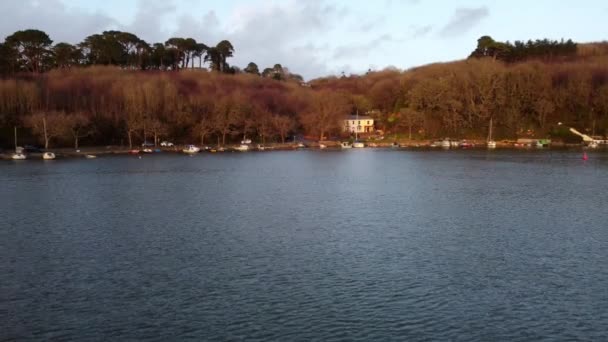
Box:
487, 117, 496, 149
340, 142, 352, 149
441, 139, 451, 148
85, 154, 97, 159
182, 145, 201, 154
459, 140, 474, 148
234, 144, 250, 151
12, 152, 26, 160
319, 143, 327, 149
353, 141, 365, 148
42, 152, 56, 160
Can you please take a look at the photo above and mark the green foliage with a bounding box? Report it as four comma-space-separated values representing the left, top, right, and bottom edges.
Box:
469, 35, 577, 62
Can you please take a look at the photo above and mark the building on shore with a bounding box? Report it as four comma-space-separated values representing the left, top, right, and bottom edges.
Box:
343, 115, 374, 133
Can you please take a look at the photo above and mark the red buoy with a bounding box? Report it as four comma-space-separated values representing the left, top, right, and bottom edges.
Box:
583, 152, 588, 161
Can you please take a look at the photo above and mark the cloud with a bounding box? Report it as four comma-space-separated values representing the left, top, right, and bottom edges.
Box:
123, 0, 176, 43
439, 7, 489, 38
333, 34, 396, 59
410, 25, 433, 39
172, 1, 344, 79
0, 0, 116, 43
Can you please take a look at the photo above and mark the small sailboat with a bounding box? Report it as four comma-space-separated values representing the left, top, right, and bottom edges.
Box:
441, 139, 451, 148
319, 143, 327, 149
182, 145, 201, 154
587, 141, 599, 149
12, 128, 26, 159
42, 152, 56, 160
487, 117, 496, 149
234, 144, 250, 151
12, 152, 26, 160
340, 142, 352, 149
85, 154, 97, 159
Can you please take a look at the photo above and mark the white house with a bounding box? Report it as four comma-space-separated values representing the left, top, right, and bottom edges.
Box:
343, 115, 374, 133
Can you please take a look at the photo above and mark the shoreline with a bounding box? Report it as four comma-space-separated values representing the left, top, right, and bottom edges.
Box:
0, 141, 600, 160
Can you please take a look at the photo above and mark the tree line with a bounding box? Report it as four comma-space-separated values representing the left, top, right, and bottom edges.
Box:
1, 35, 607, 148
0, 29, 303, 81
469, 36, 578, 63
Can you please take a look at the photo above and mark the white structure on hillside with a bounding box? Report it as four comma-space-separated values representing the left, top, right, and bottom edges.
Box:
344, 115, 374, 133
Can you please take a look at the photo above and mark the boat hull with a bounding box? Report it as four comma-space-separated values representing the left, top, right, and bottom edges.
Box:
43, 152, 56, 160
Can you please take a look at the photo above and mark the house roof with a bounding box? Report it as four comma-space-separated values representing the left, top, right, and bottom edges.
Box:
345, 115, 373, 120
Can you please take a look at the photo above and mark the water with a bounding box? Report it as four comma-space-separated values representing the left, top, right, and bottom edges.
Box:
2, 149, 608, 341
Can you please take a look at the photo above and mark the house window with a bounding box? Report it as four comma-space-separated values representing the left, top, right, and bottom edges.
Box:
367, 121, 371, 125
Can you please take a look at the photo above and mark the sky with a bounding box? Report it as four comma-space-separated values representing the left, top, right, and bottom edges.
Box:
1, 0, 607, 79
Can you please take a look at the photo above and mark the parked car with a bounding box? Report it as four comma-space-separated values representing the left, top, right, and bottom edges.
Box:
160, 141, 174, 147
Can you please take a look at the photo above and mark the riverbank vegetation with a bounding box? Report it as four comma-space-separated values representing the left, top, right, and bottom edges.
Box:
1, 29, 607, 148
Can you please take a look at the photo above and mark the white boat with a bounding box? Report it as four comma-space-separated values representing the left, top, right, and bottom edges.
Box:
319, 144, 327, 149
43, 152, 56, 160
450, 140, 460, 147
587, 141, 599, 149
183, 145, 201, 154
340, 142, 352, 149
12, 152, 26, 160
142, 148, 153, 153
234, 144, 250, 151
257, 144, 266, 151
85, 154, 97, 159
441, 139, 451, 148
487, 118, 496, 149
12, 129, 26, 159
353, 141, 365, 148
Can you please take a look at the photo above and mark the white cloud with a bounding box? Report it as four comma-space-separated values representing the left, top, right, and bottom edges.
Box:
439, 7, 490, 38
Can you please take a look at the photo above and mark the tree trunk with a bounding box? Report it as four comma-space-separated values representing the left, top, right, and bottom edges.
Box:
201, 133, 206, 146
222, 131, 226, 146
74, 135, 79, 149
281, 134, 285, 143
128, 130, 133, 149
154, 131, 158, 147
408, 124, 412, 140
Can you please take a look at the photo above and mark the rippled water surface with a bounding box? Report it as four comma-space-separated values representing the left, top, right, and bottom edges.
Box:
2, 149, 608, 341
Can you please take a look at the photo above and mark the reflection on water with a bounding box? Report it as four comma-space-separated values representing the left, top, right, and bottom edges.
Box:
2, 150, 608, 341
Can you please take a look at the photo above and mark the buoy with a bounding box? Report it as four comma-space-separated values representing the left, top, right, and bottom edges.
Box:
583, 152, 588, 161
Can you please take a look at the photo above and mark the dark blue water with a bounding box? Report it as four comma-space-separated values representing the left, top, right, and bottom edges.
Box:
2, 149, 608, 341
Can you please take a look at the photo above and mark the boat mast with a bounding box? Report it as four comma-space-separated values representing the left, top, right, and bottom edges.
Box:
14, 126, 17, 150
488, 117, 493, 142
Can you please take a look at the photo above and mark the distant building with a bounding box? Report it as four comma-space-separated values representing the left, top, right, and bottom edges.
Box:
343, 115, 374, 133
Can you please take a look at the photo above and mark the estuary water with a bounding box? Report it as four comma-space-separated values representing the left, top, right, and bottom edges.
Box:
2, 149, 608, 341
